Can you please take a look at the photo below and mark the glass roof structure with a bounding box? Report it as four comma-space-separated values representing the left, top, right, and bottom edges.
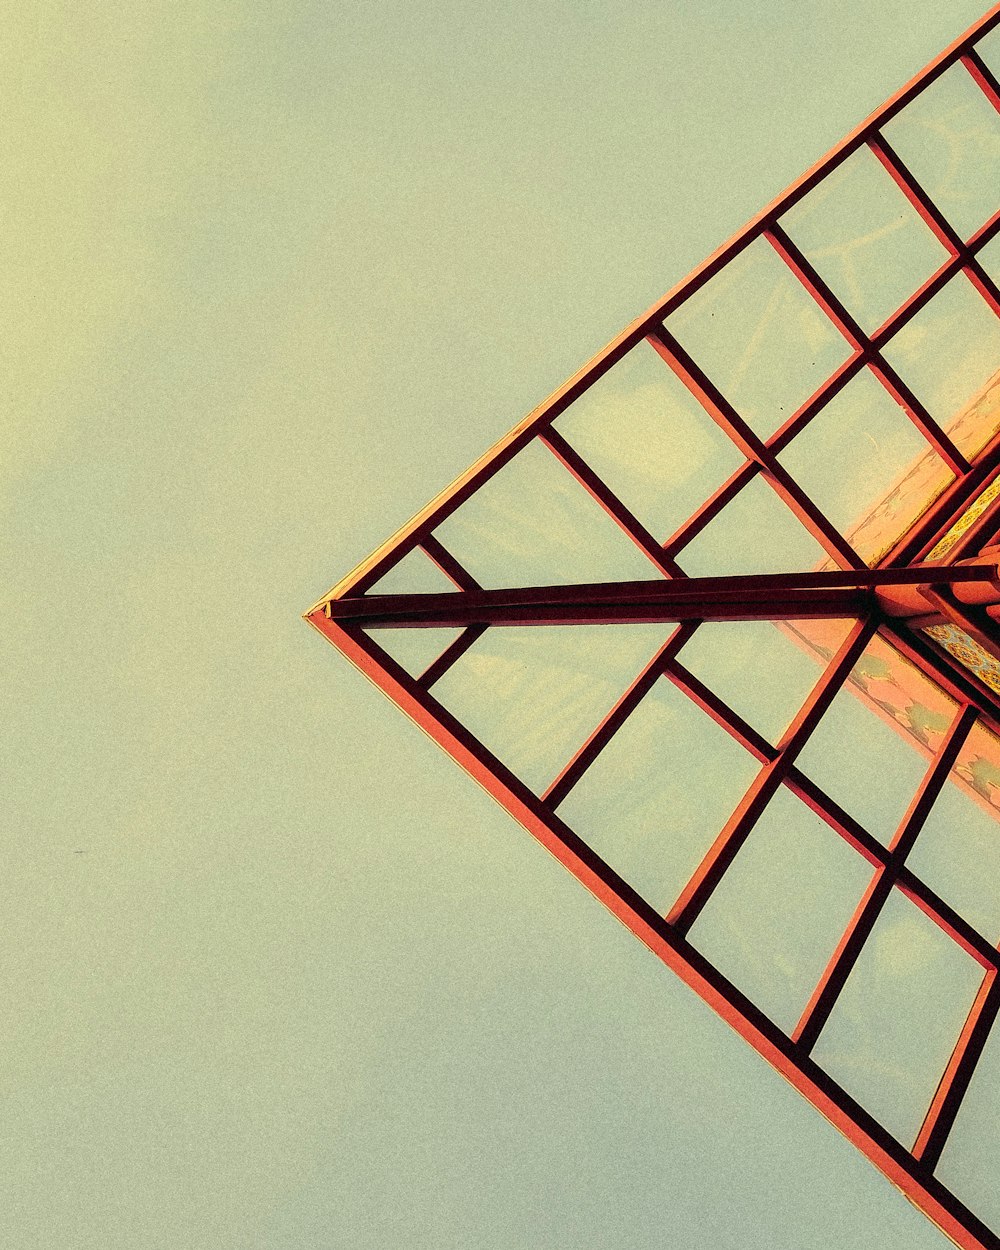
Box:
308, 11, 1000, 1249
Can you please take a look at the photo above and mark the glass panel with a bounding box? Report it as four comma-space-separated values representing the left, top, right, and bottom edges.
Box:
882, 61, 1000, 241
812, 888, 986, 1147
368, 545, 460, 595
778, 369, 952, 565
923, 623, 1000, 695
689, 786, 875, 1033
781, 146, 950, 333
558, 678, 761, 914
432, 624, 669, 795
364, 627, 464, 680
675, 475, 829, 577
433, 440, 666, 589
936, 999, 1000, 1237
794, 635, 955, 841
908, 720, 1000, 943
552, 342, 744, 542
675, 618, 854, 745
881, 273, 1000, 458
665, 237, 852, 439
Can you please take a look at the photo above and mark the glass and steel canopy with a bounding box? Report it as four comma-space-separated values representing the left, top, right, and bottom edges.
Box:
307, 11, 1000, 1249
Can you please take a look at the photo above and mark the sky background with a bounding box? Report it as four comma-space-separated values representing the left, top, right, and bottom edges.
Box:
3, 2, 995, 1247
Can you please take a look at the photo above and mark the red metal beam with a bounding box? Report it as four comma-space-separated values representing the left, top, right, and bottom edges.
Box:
323, 565, 1000, 629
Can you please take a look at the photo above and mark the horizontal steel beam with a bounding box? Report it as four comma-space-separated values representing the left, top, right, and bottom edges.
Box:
321, 564, 1000, 628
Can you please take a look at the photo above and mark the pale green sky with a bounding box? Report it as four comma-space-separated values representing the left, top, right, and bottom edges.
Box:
3, 2, 994, 1247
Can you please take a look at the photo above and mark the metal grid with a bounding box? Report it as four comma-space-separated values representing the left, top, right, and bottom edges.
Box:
307, 10, 1000, 1249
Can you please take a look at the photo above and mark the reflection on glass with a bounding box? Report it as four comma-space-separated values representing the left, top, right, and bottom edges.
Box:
883, 61, 1000, 241
689, 786, 874, 1032
794, 635, 955, 841
558, 678, 760, 913
908, 721, 1000, 943
675, 475, 828, 577
676, 618, 852, 744
926, 473, 1000, 560
813, 888, 985, 1147
777, 369, 952, 565
936, 997, 1000, 1236
552, 342, 744, 542
781, 146, 949, 332
365, 627, 464, 679
434, 440, 667, 588
923, 622, 1000, 695
881, 273, 1000, 457
665, 237, 851, 439
432, 624, 670, 795
368, 545, 460, 595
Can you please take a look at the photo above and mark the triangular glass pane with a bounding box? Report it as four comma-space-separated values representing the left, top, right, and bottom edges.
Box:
557, 678, 761, 914
882, 61, 1000, 241
777, 369, 953, 565
367, 545, 459, 595
665, 236, 852, 439
881, 272, 1000, 457
552, 341, 744, 542
781, 146, 950, 333
675, 618, 855, 744
812, 888, 986, 1148
431, 624, 670, 794
674, 475, 829, 577
907, 720, 1000, 944
688, 785, 875, 1033
364, 627, 464, 679
433, 439, 667, 588
794, 634, 956, 842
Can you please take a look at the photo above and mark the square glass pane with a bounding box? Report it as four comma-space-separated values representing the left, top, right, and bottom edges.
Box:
936, 1000, 1000, 1237
688, 786, 875, 1033
675, 618, 854, 745
794, 635, 956, 841
777, 368, 952, 565
812, 887, 986, 1147
908, 720, 1000, 943
675, 475, 828, 577
882, 61, 1000, 241
552, 342, 744, 542
781, 146, 950, 333
432, 624, 670, 795
881, 273, 1000, 457
558, 678, 761, 914
665, 237, 852, 439
434, 439, 668, 588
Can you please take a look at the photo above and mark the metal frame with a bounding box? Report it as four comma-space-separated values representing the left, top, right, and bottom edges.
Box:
307, 10, 1000, 1249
